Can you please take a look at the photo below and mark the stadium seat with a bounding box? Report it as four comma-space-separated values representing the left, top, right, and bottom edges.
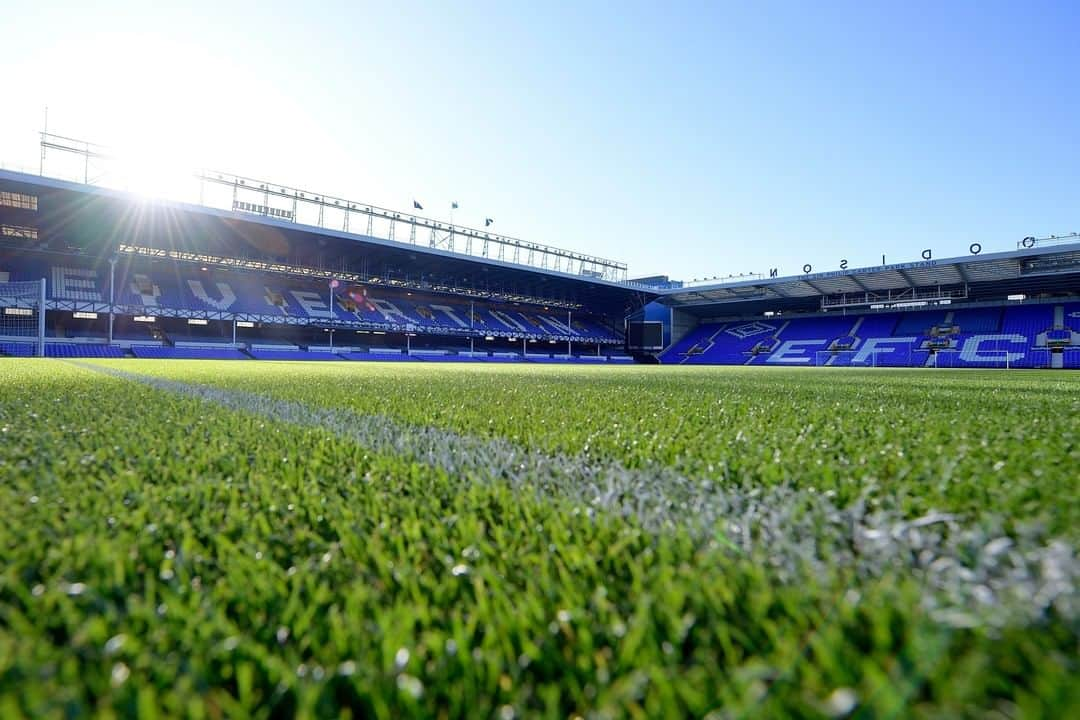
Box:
950, 307, 1002, 333
43, 343, 125, 358
249, 350, 342, 361
341, 352, 421, 362
131, 346, 249, 360
0, 342, 36, 357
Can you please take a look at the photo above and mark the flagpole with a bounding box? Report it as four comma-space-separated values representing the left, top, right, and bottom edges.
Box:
449, 202, 458, 252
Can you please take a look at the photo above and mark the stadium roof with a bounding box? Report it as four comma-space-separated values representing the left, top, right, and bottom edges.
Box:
0, 169, 658, 315
658, 240, 1080, 317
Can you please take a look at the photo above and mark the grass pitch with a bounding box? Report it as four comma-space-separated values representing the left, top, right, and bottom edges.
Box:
0, 359, 1077, 718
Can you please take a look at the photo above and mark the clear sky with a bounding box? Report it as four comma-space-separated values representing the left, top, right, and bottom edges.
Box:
1, 1, 1076, 281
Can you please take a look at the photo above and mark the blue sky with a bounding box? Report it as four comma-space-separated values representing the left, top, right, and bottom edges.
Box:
1, 1, 1076, 281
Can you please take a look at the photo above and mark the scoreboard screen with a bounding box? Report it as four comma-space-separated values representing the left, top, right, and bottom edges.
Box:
627, 321, 663, 350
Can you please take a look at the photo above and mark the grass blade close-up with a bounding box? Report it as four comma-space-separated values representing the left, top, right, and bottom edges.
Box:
1, 359, 1077, 718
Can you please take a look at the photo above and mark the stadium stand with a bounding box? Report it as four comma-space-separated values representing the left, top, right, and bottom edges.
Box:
1, 341, 124, 358
44, 343, 125, 358
130, 346, 249, 360
342, 351, 422, 362
3, 165, 1079, 368
662, 302, 1076, 368
949, 307, 1003, 333
0, 342, 35, 357
249, 349, 343, 361
1, 259, 621, 344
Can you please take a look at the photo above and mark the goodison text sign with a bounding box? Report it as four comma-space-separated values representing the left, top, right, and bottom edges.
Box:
771, 244, 987, 279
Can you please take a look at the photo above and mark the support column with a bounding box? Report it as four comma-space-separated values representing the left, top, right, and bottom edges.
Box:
232, 319, 237, 346
108, 256, 117, 346
567, 310, 572, 357
37, 278, 46, 357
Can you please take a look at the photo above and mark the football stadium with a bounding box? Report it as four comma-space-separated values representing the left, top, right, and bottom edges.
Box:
3, 137, 1080, 368
1, 127, 1078, 718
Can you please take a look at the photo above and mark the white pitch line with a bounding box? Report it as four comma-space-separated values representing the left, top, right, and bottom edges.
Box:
71, 360, 1078, 627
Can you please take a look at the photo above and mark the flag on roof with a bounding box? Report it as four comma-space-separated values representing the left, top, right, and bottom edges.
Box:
413, 200, 423, 210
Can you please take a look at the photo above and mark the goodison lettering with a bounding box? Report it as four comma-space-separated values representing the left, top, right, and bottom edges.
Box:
760, 241, 1019, 280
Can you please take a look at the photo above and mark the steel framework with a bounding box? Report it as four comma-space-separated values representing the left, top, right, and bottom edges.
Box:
38, 132, 629, 283
820, 285, 969, 310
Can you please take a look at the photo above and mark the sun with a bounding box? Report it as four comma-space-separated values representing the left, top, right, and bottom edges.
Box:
59, 34, 231, 203
38, 29, 334, 210
105, 149, 199, 202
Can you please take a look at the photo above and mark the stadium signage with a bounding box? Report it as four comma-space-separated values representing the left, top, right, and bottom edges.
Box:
791, 259, 937, 283
764, 334, 1033, 365
33, 263, 615, 341
233, 200, 294, 221
771, 244, 985, 279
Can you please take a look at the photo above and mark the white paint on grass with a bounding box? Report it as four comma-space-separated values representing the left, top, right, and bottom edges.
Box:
70, 360, 1078, 627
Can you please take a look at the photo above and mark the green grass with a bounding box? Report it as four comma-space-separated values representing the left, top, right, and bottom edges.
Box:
0, 359, 1077, 718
